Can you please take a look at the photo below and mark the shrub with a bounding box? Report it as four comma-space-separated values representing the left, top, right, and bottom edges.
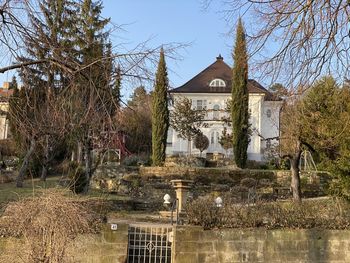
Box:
0, 139, 18, 157
122, 154, 150, 166
68, 161, 87, 194
328, 176, 350, 200
185, 196, 222, 229
0, 189, 103, 262
186, 197, 350, 229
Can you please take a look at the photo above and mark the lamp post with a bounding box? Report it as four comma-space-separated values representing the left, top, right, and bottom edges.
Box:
163, 194, 179, 225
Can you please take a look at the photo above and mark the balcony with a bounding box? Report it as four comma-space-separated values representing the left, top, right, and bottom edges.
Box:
204, 110, 229, 121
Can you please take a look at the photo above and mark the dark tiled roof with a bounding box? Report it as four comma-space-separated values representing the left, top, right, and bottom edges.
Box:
170, 56, 277, 101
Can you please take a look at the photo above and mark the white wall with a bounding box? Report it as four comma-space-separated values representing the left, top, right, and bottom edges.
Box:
0, 102, 9, 140
260, 100, 283, 161
167, 92, 283, 161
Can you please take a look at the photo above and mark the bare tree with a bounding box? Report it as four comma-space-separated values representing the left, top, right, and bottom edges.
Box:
0, 0, 186, 190
203, 0, 350, 88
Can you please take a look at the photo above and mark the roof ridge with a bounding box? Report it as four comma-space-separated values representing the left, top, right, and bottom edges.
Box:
173, 59, 231, 91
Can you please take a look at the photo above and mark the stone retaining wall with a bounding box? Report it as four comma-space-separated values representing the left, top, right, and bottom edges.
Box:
140, 167, 330, 185
0, 224, 129, 263
173, 226, 350, 263
2, 223, 350, 262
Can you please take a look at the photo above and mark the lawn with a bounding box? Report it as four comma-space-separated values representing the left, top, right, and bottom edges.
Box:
0, 176, 62, 207
0, 175, 131, 213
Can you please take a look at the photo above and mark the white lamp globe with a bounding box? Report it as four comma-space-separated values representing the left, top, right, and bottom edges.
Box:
163, 194, 171, 204
215, 197, 223, 208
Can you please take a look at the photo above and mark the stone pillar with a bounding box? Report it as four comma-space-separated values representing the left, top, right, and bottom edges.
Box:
170, 179, 193, 212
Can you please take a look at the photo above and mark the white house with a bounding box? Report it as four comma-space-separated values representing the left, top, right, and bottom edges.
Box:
166, 55, 283, 162
0, 82, 13, 140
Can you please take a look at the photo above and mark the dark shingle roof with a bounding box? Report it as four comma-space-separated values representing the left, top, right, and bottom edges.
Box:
170, 56, 277, 100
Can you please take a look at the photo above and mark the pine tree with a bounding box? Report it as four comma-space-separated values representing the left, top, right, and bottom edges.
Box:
231, 19, 249, 168
152, 48, 169, 166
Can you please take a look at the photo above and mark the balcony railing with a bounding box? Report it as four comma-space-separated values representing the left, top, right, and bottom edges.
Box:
204, 111, 229, 121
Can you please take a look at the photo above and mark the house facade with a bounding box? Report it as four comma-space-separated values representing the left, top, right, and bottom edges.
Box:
166, 55, 283, 162
0, 82, 14, 140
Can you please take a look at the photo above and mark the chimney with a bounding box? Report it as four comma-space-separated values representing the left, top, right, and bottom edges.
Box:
216, 54, 223, 61
2, 82, 9, 90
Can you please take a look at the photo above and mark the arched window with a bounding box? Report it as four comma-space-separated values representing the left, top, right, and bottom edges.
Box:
209, 78, 226, 88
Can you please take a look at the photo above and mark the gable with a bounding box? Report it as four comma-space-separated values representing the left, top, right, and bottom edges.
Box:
170, 56, 278, 101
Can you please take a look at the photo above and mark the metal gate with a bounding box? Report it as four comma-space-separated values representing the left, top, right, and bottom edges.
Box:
127, 224, 173, 263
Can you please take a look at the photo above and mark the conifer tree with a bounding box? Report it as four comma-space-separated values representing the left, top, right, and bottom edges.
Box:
9, 76, 18, 89
72, 0, 111, 192
231, 19, 249, 168
15, 0, 76, 186
152, 48, 169, 166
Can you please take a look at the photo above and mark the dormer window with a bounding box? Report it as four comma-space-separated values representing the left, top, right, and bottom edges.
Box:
209, 78, 226, 88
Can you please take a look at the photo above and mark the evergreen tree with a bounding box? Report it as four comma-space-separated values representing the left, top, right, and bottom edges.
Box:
231, 19, 249, 168
9, 76, 18, 89
113, 65, 122, 107
8, 86, 24, 147
120, 86, 152, 154
194, 133, 209, 157
71, 0, 111, 192
170, 97, 206, 156
152, 48, 169, 166
15, 0, 76, 186
219, 127, 233, 157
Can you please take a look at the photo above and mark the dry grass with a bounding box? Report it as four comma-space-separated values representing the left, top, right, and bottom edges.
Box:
0, 189, 104, 263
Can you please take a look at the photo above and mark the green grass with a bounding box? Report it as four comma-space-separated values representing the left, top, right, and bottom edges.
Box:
0, 176, 63, 206
0, 175, 131, 213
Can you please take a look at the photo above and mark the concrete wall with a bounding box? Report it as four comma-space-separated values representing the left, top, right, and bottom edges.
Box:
173, 226, 350, 263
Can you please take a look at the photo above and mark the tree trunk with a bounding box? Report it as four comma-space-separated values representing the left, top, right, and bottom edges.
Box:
71, 150, 75, 162
40, 165, 48, 182
290, 140, 302, 203
82, 138, 92, 194
77, 141, 83, 164
40, 135, 49, 181
16, 138, 36, 188
187, 139, 192, 156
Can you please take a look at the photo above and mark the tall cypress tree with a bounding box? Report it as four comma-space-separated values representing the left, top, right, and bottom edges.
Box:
231, 19, 249, 168
152, 48, 169, 166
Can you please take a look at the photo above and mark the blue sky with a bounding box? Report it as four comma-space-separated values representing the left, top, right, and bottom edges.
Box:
1, 1, 263, 98
102, 0, 239, 96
